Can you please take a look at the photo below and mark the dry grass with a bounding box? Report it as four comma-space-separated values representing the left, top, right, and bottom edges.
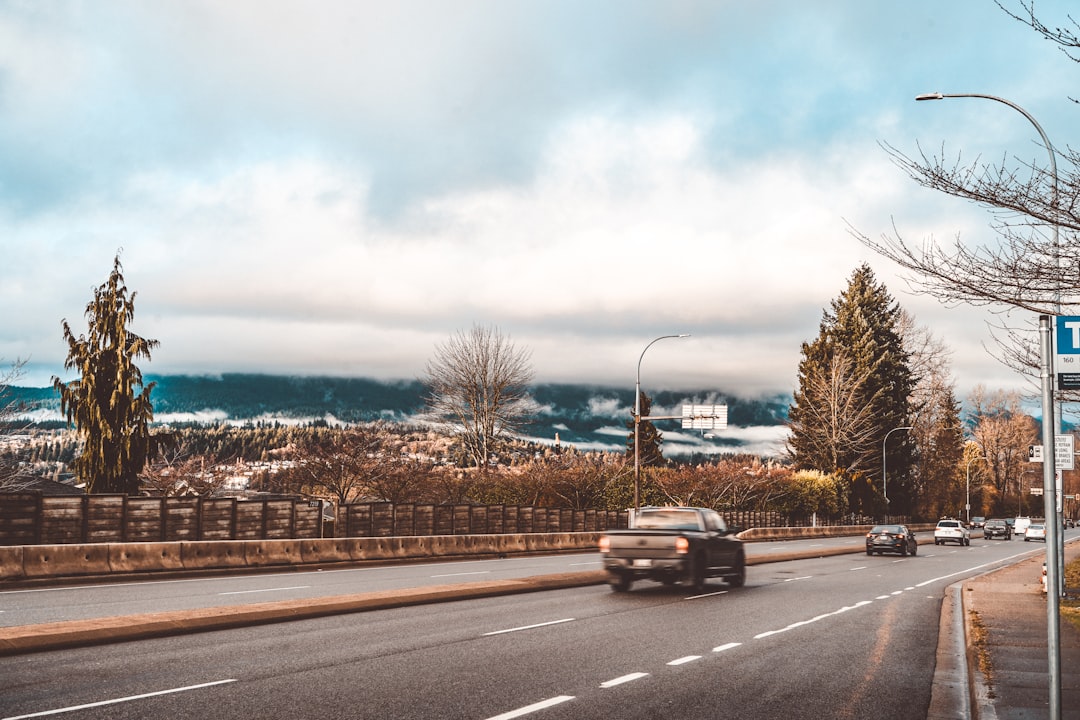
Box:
968, 608, 995, 695
1064, 557, 1080, 634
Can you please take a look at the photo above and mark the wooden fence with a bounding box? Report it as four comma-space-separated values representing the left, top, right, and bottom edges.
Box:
0, 494, 881, 546
0, 495, 628, 546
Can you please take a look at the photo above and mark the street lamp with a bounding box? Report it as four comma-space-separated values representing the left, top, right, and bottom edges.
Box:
633, 334, 690, 519
917, 91, 1063, 720
882, 425, 912, 518
965, 450, 984, 525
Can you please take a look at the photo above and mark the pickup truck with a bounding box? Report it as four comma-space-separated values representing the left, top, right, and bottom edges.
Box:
598, 506, 745, 593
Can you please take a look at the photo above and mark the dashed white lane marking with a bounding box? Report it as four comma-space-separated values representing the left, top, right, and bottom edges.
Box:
2, 679, 237, 720
218, 586, 309, 596
431, 571, 492, 578
600, 673, 649, 688
713, 642, 742, 653
483, 695, 575, 720
483, 618, 575, 636
668, 655, 701, 666
783, 576, 813, 582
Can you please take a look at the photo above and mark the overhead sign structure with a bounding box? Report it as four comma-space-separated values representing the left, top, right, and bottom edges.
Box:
681, 404, 728, 430
1056, 315, 1080, 389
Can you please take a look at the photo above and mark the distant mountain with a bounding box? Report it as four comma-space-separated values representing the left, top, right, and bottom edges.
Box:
6, 374, 791, 457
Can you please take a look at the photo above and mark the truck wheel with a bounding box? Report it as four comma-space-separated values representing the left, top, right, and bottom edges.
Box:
610, 574, 633, 593
688, 553, 707, 593
727, 552, 746, 588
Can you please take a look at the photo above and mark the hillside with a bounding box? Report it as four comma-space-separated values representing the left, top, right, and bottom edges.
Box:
6, 374, 791, 457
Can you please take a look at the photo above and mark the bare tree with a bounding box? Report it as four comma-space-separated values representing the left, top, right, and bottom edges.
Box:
787, 351, 880, 475
423, 325, 535, 470
967, 385, 1040, 515
0, 358, 35, 492
852, 3, 1080, 377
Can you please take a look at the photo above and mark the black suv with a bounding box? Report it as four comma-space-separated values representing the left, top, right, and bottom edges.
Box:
984, 518, 1012, 540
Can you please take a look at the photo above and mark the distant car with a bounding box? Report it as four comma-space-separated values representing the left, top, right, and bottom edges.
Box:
866, 524, 918, 556
1014, 517, 1032, 536
1025, 523, 1047, 542
934, 519, 970, 546
970, 516, 986, 529
983, 518, 1012, 540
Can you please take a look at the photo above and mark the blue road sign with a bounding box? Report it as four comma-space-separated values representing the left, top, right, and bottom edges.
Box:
1056, 315, 1080, 389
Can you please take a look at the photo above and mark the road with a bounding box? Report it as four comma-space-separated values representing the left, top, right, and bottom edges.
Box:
0, 531, 1060, 720
0, 534, 868, 627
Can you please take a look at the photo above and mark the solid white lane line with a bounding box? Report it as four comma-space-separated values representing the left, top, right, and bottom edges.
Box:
217, 586, 309, 596
668, 655, 701, 666
483, 618, 575, 636
684, 589, 728, 600
484, 696, 575, 720
431, 571, 492, 578
600, 673, 649, 688
754, 600, 873, 639
713, 642, 742, 653
1, 679, 237, 720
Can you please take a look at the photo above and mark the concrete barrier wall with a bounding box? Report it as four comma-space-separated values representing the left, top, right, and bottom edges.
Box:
0, 526, 929, 583
0, 532, 604, 582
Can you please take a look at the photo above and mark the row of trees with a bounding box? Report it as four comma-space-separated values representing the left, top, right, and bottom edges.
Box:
2, 251, 1056, 522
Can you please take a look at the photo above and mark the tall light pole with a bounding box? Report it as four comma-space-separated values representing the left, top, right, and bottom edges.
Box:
965, 450, 984, 525
633, 334, 689, 519
882, 425, 912, 518
916, 92, 1062, 720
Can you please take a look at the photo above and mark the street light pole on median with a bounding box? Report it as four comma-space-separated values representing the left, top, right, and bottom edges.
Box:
882, 425, 912, 519
633, 334, 689, 521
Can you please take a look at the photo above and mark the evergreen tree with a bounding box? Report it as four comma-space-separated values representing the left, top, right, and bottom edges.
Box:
625, 391, 665, 467
788, 264, 917, 514
53, 256, 163, 494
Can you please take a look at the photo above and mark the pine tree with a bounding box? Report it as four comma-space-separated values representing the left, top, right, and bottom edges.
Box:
788, 264, 917, 514
53, 255, 162, 494
625, 391, 665, 468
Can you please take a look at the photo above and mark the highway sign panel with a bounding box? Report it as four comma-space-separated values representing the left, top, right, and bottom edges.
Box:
681, 404, 728, 430
1056, 316, 1080, 388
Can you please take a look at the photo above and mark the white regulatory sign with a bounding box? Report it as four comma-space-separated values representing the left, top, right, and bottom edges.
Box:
1030, 435, 1076, 470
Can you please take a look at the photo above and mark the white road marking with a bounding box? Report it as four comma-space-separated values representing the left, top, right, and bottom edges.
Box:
1, 679, 237, 720
568, 560, 601, 566
484, 696, 575, 719
850, 566, 867, 571
483, 618, 575, 636
600, 673, 649, 688
218, 586, 309, 596
783, 576, 812, 582
754, 600, 873, 639
431, 571, 492, 578
713, 642, 742, 653
668, 655, 701, 666
684, 589, 728, 600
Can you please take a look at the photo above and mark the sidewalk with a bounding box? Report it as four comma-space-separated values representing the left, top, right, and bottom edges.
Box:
963, 541, 1080, 719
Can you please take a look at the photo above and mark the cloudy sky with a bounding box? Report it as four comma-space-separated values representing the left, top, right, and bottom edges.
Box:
1, 0, 1075, 402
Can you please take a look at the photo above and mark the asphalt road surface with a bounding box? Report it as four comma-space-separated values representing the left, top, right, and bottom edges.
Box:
0, 533, 1054, 720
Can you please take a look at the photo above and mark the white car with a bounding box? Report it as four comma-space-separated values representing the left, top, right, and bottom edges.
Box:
934, 519, 970, 546
1025, 523, 1047, 542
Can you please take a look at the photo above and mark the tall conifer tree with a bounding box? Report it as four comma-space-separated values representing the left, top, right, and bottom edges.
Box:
788, 264, 917, 514
54, 256, 161, 494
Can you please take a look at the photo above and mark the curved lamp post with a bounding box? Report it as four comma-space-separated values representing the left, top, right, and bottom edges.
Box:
965, 450, 984, 525
916, 91, 1063, 719
633, 334, 689, 518
882, 425, 912, 516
